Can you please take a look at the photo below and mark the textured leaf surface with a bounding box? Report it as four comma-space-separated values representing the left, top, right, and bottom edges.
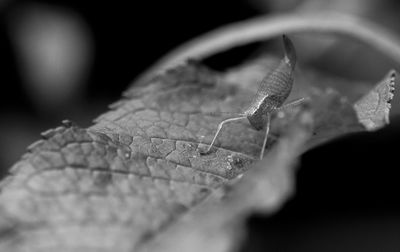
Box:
139, 111, 313, 252
0, 60, 395, 252
354, 70, 396, 130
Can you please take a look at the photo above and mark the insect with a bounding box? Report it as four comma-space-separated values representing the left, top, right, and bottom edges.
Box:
202, 35, 305, 160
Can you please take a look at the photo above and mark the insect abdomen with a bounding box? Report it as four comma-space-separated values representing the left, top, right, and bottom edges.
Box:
257, 35, 296, 106
259, 63, 294, 106
245, 35, 296, 130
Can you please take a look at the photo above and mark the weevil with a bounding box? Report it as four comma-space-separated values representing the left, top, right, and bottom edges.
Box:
202, 35, 305, 160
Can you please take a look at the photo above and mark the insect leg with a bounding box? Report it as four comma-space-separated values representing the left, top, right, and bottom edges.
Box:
259, 113, 271, 160
204, 116, 247, 153
203, 111, 244, 117
278, 97, 307, 111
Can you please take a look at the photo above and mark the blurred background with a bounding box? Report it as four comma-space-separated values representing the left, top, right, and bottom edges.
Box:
0, 0, 399, 251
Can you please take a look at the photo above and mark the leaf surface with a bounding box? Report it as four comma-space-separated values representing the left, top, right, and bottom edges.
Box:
0, 60, 395, 252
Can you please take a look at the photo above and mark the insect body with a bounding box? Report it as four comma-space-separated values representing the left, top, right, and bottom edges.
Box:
203, 35, 305, 160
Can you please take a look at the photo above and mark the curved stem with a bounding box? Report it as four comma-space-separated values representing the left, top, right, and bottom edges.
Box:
134, 12, 400, 85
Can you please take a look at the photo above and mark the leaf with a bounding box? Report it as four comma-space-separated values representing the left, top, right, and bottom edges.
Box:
0, 63, 257, 252
354, 70, 396, 130
0, 61, 395, 252
139, 111, 313, 252
134, 12, 400, 85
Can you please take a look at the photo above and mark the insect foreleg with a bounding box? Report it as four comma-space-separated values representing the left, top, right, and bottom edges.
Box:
259, 113, 271, 160
204, 116, 247, 153
203, 111, 244, 117
277, 97, 307, 112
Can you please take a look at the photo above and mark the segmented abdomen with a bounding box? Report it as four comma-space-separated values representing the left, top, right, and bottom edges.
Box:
258, 62, 293, 107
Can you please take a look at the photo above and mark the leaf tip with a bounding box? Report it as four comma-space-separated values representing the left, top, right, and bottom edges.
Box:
354, 69, 397, 130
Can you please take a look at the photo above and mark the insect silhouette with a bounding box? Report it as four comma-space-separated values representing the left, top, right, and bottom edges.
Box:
201, 35, 305, 160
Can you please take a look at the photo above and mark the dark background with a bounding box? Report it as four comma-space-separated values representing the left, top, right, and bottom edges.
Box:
0, 0, 399, 251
